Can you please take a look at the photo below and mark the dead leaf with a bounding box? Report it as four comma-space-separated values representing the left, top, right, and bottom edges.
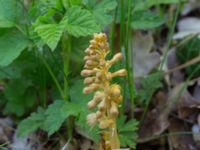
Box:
133, 31, 160, 77
173, 17, 200, 39
138, 91, 170, 143
168, 118, 197, 150
192, 124, 200, 144
0, 117, 14, 148
181, 0, 200, 16
167, 49, 185, 86
11, 133, 43, 150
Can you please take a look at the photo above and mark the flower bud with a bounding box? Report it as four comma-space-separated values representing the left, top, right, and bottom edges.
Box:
106, 72, 112, 81
109, 53, 123, 66
83, 84, 99, 94
86, 60, 98, 66
90, 39, 97, 45
90, 54, 100, 60
112, 69, 127, 78
99, 118, 113, 129
110, 102, 118, 117
85, 48, 91, 54
94, 33, 107, 43
84, 77, 95, 85
89, 45, 97, 50
98, 100, 106, 111
110, 84, 121, 97
81, 69, 96, 76
96, 111, 102, 118
84, 56, 89, 61
87, 113, 97, 126
96, 71, 103, 79
87, 100, 97, 109
114, 95, 123, 104
84, 64, 94, 69
94, 92, 104, 101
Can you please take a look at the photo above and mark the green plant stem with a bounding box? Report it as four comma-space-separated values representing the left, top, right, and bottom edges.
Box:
119, 0, 125, 49
61, 34, 74, 139
62, 34, 71, 101
110, 8, 117, 55
140, 93, 154, 124
0, 141, 10, 149
159, 3, 181, 70
40, 53, 65, 99
36, 51, 47, 107
125, 0, 135, 117
120, 0, 127, 114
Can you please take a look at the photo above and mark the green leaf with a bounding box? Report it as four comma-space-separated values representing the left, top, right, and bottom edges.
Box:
4, 79, 36, 116
138, 72, 163, 105
70, 79, 100, 141
69, 0, 82, 6
63, 6, 100, 37
45, 99, 84, 136
0, 0, 21, 27
34, 23, 65, 51
92, 0, 117, 28
134, 0, 186, 11
70, 78, 93, 104
0, 30, 30, 66
118, 116, 139, 149
70, 36, 90, 74
62, 0, 82, 9
61, 101, 82, 118
132, 11, 166, 29
44, 100, 66, 136
17, 108, 45, 137
176, 36, 200, 78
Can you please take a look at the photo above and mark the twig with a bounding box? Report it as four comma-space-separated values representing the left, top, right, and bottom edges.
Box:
165, 55, 200, 74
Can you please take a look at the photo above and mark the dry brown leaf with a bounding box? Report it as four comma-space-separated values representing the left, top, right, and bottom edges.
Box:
0, 117, 14, 147
167, 49, 185, 86
192, 124, 200, 145
138, 91, 170, 143
181, 0, 200, 16
133, 31, 160, 77
174, 17, 200, 39
168, 118, 197, 150
167, 82, 200, 120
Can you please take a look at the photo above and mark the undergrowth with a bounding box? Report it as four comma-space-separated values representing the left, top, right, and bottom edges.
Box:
0, 0, 194, 149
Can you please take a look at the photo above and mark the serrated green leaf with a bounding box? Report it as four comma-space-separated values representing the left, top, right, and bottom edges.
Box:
17, 108, 45, 137
63, 6, 100, 37
132, 11, 166, 29
141, 72, 162, 91
70, 79, 93, 104
138, 72, 163, 105
70, 79, 100, 141
45, 99, 85, 136
118, 116, 139, 149
70, 36, 90, 74
92, 0, 117, 28
61, 101, 83, 118
34, 23, 64, 51
0, 30, 30, 66
4, 79, 36, 116
44, 100, 66, 136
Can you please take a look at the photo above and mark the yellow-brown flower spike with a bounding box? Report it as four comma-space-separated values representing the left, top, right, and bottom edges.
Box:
81, 33, 127, 150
